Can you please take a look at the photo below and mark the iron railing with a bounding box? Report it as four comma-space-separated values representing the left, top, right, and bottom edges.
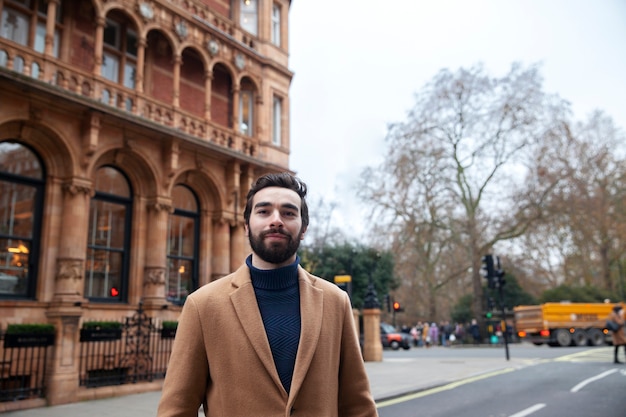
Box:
79, 306, 174, 388
0, 333, 53, 402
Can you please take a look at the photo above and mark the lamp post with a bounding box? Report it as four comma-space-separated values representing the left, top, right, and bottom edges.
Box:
362, 251, 382, 361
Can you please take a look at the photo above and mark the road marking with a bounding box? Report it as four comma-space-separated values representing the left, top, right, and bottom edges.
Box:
508, 403, 546, 417
555, 347, 612, 362
570, 369, 618, 392
375, 367, 516, 408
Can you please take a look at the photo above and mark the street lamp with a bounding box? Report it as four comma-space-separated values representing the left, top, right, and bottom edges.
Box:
363, 252, 381, 309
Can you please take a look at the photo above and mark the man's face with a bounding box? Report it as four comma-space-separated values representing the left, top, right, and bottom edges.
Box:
245, 186, 306, 268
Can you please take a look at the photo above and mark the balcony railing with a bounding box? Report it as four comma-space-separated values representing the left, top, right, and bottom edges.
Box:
0, 41, 256, 158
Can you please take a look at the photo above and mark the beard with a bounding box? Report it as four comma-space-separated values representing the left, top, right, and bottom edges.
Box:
248, 228, 302, 265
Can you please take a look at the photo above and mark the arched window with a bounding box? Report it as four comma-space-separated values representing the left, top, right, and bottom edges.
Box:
240, 0, 258, 36
0, 0, 63, 57
102, 12, 137, 89
0, 141, 45, 299
166, 185, 199, 305
239, 79, 255, 136
85, 166, 132, 302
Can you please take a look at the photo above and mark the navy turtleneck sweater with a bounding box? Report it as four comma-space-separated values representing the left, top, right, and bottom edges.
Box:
247, 255, 301, 393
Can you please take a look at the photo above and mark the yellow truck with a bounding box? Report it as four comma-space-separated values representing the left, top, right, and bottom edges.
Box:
513, 302, 624, 347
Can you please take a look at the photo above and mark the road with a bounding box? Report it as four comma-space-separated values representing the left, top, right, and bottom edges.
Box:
377, 346, 626, 417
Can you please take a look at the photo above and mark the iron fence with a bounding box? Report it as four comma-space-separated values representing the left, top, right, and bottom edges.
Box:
0, 333, 53, 402
79, 307, 174, 388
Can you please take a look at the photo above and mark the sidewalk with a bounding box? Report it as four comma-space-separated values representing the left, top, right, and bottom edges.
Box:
1, 350, 534, 417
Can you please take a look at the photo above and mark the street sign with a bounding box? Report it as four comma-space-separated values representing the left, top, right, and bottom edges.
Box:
334, 275, 352, 283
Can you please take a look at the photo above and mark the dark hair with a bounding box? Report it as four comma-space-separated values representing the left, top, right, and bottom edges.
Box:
243, 172, 309, 228
614, 304, 623, 312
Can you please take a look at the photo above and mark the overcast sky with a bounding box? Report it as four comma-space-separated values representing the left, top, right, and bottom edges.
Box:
287, 0, 626, 240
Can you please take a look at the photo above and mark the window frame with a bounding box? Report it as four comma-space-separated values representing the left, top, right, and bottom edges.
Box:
272, 95, 282, 146
84, 166, 132, 303
0, 141, 45, 300
166, 185, 200, 306
239, 0, 258, 36
271, 3, 281, 46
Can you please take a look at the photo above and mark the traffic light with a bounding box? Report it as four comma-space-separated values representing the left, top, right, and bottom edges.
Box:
393, 301, 403, 312
110, 287, 119, 297
385, 294, 391, 313
485, 311, 493, 319
495, 256, 506, 288
481, 254, 496, 289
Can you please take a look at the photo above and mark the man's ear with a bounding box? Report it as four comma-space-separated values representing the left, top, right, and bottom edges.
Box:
244, 224, 249, 236
299, 226, 307, 240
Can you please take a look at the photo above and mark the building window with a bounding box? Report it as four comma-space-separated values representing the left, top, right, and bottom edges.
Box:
0, 141, 44, 299
271, 4, 281, 46
166, 185, 199, 305
272, 96, 282, 146
239, 85, 254, 136
0, 0, 62, 57
102, 16, 137, 89
240, 0, 258, 36
85, 166, 132, 302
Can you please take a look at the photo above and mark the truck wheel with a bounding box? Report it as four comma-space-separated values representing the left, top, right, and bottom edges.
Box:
586, 328, 605, 346
572, 330, 587, 346
555, 329, 572, 347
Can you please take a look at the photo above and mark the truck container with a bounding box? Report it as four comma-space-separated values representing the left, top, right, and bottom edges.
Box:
513, 302, 624, 347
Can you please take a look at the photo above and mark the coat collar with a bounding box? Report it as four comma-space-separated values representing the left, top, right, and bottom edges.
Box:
229, 265, 324, 402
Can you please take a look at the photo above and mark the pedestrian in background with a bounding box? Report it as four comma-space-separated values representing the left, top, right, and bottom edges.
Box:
608, 304, 626, 364
157, 172, 377, 417
469, 318, 481, 345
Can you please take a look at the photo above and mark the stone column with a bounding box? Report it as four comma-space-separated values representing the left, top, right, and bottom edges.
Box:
93, 16, 105, 76
45, 177, 92, 405
204, 69, 212, 120
172, 54, 181, 108
52, 178, 92, 303
362, 308, 382, 362
136, 37, 147, 94
142, 198, 172, 309
44, 0, 59, 57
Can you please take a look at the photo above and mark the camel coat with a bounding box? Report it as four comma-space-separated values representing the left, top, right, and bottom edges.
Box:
157, 265, 377, 417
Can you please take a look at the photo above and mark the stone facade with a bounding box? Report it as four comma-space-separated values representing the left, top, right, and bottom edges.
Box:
0, 0, 292, 410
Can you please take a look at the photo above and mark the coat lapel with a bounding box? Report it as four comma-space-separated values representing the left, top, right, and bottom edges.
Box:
288, 268, 323, 402
229, 268, 286, 395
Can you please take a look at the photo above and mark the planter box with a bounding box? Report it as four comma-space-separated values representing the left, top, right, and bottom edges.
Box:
80, 328, 122, 342
160, 328, 177, 339
4, 333, 55, 348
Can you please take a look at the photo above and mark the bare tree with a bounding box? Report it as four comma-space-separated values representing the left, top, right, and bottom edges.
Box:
357, 63, 569, 322
517, 110, 626, 297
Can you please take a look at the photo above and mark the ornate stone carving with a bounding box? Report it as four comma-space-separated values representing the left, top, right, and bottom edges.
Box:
234, 53, 246, 70
144, 267, 165, 286
62, 179, 93, 197
207, 39, 219, 56
56, 259, 84, 282
138, 2, 154, 21
175, 20, 188, 40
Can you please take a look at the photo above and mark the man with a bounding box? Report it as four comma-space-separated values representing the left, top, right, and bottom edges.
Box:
157, 172, 377, 417
608, 304, 625, 364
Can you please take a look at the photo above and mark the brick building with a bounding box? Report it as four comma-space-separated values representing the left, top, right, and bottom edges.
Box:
0, 0, 293, 410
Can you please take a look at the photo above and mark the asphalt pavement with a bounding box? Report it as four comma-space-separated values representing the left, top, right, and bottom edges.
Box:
1, 346, 538, 417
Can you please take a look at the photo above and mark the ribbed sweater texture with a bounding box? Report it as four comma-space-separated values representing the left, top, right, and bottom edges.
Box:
247, 255, 301, 393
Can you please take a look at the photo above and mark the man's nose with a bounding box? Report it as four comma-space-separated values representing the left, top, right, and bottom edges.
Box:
269, 210, 284, 226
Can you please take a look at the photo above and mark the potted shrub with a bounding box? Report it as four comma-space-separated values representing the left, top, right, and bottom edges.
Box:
80, 320, 123, 342
161, 321, 178, 338
4, 323, 56, 348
